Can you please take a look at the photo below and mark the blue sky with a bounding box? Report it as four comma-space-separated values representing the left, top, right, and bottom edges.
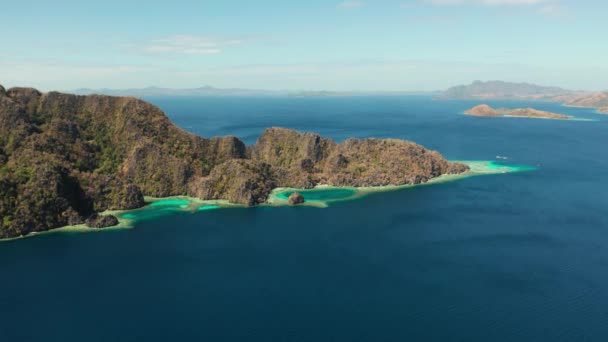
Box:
1, 0, 607, 91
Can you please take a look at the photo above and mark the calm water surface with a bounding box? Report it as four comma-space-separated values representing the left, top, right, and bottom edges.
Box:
1, 96, 607, 341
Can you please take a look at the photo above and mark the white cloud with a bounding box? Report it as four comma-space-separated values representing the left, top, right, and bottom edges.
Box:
419, 0, 569, 18
143, 35, 244, 55
337, 1, 364, 9
425, 0, 548, 5
538, 4, 568, 16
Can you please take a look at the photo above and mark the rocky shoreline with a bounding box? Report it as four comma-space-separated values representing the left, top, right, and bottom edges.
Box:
1, 160, 534, 242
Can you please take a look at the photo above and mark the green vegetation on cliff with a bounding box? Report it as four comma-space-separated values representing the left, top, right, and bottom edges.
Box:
0, 85, 468, 239
0, 86, 244, 238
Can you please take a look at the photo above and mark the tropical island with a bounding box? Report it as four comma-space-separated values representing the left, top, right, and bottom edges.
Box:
0, 84, 481, 239
464, 104, 571, 120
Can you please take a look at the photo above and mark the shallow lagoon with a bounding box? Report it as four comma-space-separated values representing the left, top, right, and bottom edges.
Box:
275, 188, 357, 202
110, 160, 534, 225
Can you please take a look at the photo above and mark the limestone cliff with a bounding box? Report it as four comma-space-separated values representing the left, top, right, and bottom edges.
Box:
0, 86, 244, 238
246, 127, 468, 188
0, 85, 468, 239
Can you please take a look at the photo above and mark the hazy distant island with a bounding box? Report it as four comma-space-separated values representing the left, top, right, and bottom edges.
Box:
71, 86, 287, 97
72, 86, 436, 98
464, 104, 571, 120
565, 91, 608, 114
0, 84, 469, 239
442, 80, 608, 115
72, 81, 608, 115
288, 90, 438, 97
440, 80, 580, 101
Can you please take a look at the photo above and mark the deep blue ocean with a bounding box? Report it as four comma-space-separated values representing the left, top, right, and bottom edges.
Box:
1, 96, 607, 341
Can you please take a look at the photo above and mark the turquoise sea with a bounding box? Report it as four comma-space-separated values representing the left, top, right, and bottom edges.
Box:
1, 96, 607, 341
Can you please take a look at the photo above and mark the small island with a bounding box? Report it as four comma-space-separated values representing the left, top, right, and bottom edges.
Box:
464, 104, 571, 120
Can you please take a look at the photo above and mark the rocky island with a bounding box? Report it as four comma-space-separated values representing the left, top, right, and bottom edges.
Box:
464, 104, 571, 120
565, 92, 608, 114
0, 84, 470, 239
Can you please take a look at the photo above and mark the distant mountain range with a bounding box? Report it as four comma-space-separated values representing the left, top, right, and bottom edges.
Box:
71, 86, 286, 97
565, 91, 608, 113
439, 80, 579, 101
70, 82, 607, 114
288, 90, 439, 97
70, 86, 437, 98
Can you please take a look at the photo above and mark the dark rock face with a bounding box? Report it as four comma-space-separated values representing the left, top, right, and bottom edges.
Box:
287, 192, 305, 205
0, 84, 470, 239
191, 159, 277, 206
0, 154, 89, 238
447, 162, 470, 175
252, 127, 336, 168
86, 214, 119, 229
0, 148, 6, 166
251, 127, 335, 188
